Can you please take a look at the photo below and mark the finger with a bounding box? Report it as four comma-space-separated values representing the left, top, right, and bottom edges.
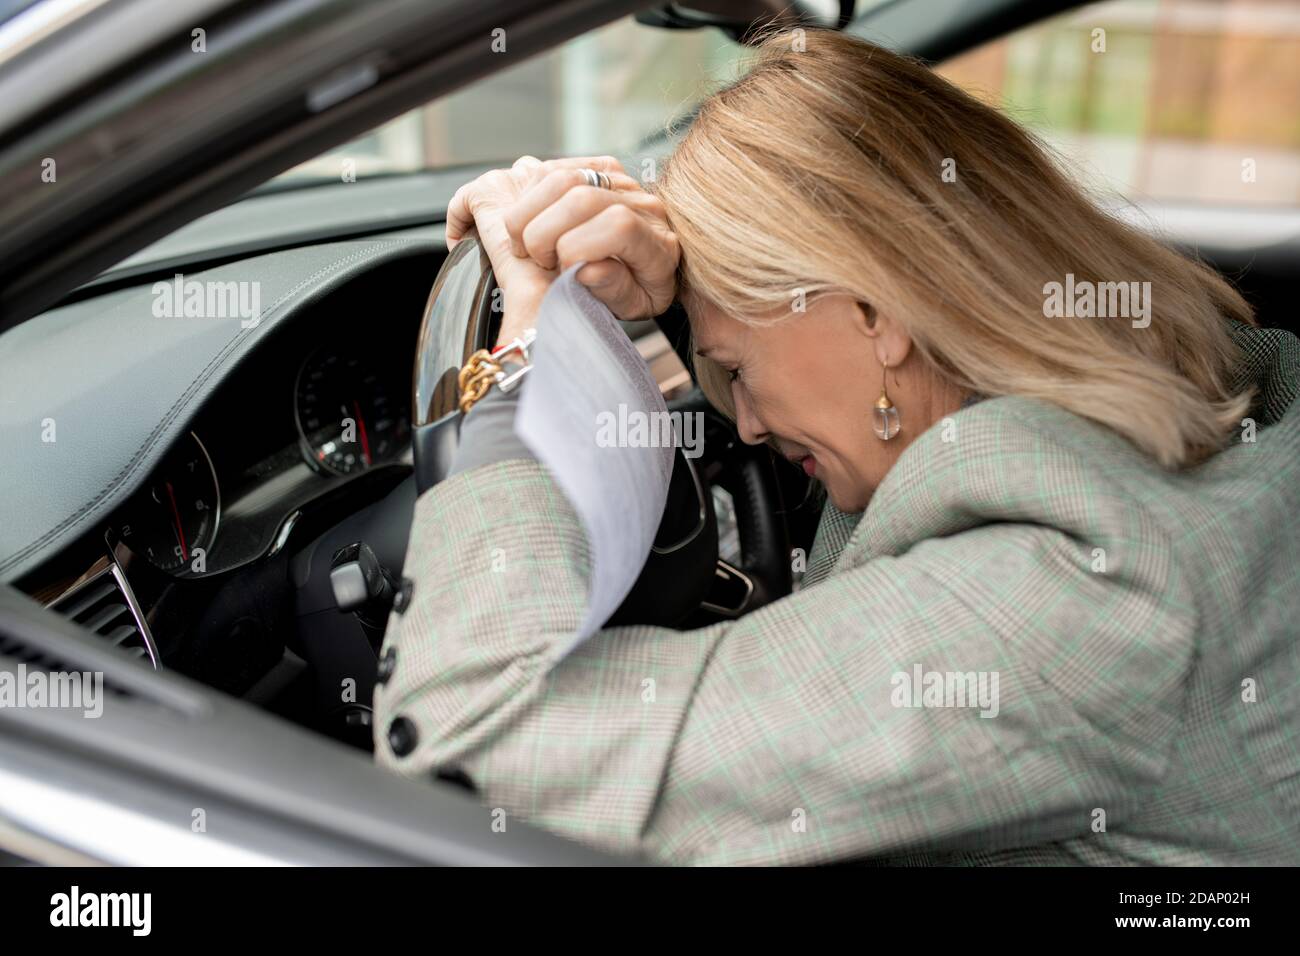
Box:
448, 168, 520, 248
555, 203, 676, 285
556, 205, 678, 318
539, 156, 640, 191
445, 182, 474, 248
519, 185, 626, 270
575, 259, 648, 319
510, 155, 544, 190
503, 168, 587, 258
507, 170, 664, 260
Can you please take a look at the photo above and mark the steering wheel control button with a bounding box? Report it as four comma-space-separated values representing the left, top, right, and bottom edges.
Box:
377, 647, 397, 685
388, 716, 418, 757
393, 577, 414, 614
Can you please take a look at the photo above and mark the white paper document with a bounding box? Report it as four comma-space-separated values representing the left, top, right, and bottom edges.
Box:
516, 266, 674, 658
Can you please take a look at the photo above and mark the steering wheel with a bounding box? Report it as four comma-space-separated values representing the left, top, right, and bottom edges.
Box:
408, 237, 791, 628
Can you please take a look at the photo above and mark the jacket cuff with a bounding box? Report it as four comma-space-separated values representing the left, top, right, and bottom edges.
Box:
447, 371, 536, 477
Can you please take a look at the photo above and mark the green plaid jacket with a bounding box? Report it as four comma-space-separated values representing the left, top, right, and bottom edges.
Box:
375, 324, 1300, 865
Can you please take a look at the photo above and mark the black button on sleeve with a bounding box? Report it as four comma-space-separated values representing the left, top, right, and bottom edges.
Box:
387, 716, 418, 756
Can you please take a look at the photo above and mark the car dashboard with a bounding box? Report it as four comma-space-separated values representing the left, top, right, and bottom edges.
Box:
2, 238, 440, 727
113, 274, 416, 580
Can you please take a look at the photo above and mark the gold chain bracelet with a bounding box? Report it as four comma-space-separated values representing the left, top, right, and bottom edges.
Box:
457, 328, 537, 414
457, 350, 503, 414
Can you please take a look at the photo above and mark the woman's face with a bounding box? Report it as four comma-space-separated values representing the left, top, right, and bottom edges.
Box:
691, 294, 910, 514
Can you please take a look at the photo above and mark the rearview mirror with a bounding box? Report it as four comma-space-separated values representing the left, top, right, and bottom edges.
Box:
636, 1, 855, 42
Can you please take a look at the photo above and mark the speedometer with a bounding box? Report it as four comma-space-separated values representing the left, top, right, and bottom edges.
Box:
294, 347, 408, 475
119, 431, 221, 574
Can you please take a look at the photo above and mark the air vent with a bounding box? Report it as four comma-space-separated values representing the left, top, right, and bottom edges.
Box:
0, 632, 74, 674
47, 564, 159, 669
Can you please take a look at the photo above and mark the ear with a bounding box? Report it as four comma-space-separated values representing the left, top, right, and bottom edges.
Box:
852, 301, 912, 368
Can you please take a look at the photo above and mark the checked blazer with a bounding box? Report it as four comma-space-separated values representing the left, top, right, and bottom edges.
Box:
374, 323, 1300, 866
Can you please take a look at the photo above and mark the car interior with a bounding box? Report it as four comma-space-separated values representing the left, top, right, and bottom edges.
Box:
2, 211, 825, 729
1, 0, 1296, 864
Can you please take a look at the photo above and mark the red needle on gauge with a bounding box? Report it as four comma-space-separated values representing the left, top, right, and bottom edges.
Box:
352, 399, 372, 466
164, 480, 188, 562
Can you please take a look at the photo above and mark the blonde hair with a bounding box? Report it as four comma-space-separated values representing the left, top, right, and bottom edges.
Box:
654, 30, 1254, 469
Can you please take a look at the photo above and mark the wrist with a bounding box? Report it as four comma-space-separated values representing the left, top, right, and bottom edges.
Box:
497, 283, 547, 347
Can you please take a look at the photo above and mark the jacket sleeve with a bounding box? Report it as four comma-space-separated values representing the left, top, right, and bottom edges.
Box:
373, 457, 1196, 865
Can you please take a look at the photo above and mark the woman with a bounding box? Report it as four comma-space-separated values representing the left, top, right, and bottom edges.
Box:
374, 30, 1300, 865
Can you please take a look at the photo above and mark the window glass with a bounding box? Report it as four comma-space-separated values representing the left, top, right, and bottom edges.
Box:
274, 17, 749, 184
937, 0, 1300, 206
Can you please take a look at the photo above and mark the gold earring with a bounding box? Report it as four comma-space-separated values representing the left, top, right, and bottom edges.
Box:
872, 355, 900, 441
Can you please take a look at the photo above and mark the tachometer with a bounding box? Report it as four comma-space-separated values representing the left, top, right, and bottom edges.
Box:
119, 431, 221, 574
294, 347, 407, 475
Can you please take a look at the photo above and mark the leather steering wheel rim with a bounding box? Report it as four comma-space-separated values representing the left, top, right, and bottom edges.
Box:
409, 236, 498, 491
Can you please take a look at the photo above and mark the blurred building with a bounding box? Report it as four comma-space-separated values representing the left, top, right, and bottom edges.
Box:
939, 0, 1300, 205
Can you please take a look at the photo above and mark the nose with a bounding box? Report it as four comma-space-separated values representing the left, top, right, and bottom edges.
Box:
732, 384, 770, 446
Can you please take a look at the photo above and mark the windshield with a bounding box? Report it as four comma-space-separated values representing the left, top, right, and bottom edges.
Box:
271, 17, 751, 185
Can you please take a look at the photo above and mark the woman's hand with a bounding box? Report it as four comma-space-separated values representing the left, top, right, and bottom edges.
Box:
502, 156, 679, 323
446, 156, 680, 344
445, 156, 558, 337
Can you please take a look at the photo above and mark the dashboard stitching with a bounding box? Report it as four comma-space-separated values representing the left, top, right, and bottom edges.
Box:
1, 238, 432, 576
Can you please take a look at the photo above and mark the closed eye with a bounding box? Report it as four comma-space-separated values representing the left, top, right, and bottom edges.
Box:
694, 347, 740, 383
